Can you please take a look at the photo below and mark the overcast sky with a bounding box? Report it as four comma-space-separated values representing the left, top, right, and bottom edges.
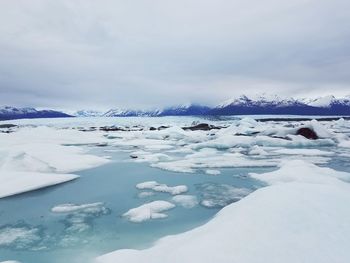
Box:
0, 0, 349, 110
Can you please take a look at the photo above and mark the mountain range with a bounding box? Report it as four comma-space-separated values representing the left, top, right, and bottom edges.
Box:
0, 106, 70, 121
1, 95, 350, 120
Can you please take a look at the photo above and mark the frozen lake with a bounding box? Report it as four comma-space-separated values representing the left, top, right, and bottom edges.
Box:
0, 147, 267, 263
1, 116, 350, 263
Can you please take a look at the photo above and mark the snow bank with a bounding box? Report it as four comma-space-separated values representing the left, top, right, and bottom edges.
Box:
136, 181, 188, 195
122, 201, 175, 223
97, 160, 350, 263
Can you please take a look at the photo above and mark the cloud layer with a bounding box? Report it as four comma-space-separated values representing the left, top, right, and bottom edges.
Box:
0, 0, 349, 109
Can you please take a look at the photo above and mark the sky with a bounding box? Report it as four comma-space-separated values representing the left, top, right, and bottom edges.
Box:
0, 0, 349, 110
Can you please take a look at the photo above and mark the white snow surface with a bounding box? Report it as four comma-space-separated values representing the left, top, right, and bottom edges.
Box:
122, 201, 176, 223
136, 181, 188, 195
51, 202, 105, 213
97, 160, 350, 263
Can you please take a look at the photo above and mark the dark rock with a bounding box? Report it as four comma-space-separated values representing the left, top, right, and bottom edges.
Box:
182, 123, 221, 131
130, 154, 138, 159
0, 124, 17, 128
149, 127, 157, 131
296, 127, 318, 140
158, 125, 170, 130
96, 143, 108, 147
99, 126, 125, 132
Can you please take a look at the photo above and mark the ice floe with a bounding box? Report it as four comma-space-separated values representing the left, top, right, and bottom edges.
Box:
205, 169, 221, 175
196, 183, 252, 208
171, 195, 198, 208
0, 224, 42, 250
122, 201, 176, 223
52, 202, 110, 237
136, 181, 188, 195
51, 202, 107, 213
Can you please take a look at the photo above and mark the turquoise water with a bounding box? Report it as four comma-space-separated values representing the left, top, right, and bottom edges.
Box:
0, 148, 269, 263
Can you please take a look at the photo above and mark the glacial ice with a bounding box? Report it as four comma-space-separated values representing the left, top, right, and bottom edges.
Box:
52, 202, 110, 240
136, 181, 188, 195
196, 183, 252, 208
171, 195, 199, 208
123, 201, 176, 223
0, 224, 42, 250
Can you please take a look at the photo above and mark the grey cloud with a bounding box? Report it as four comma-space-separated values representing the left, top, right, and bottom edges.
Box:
0, 0, 349, 110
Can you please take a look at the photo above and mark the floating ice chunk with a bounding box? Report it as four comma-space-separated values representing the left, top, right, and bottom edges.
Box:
239, 117, 258, 127
123, 201, 175, 223
196, 183, 252, 208
248, 145, 268, 155
136, 181, 159, 189
0, 224, 41, 249
53, 202, 110, 235
131, 152, 173, 163
339, 140, 350, 148
138, 191, 156, 198
205, 169, 221, 175
51, 202, 106, 213
0, 171, 78, 199
308, 119, 333, 138
136, 181, 188, 195
152, 184, 188, 195
172, 195, 198, 208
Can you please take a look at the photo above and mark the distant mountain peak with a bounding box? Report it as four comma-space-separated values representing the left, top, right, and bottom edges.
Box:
0, 106, 71, 121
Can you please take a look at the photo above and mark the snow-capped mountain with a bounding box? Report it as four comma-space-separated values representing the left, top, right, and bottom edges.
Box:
73, 110, 104, 117
100, 104, 210, 117
302, 95, 350, 108
0, 106, 71, 120
217, 94, 302, 108
211, 94, 350, 115
158, 104, 211, 116
102, 108, 160, 117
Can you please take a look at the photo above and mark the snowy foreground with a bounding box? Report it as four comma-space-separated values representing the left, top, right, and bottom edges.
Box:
1, 116, 350, 262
